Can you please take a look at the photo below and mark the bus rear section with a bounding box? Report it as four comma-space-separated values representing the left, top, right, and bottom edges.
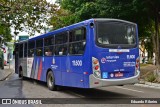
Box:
89, 19, 140, 88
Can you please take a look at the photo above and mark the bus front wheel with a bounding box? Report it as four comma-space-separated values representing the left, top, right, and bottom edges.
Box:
47, 71, 56, 91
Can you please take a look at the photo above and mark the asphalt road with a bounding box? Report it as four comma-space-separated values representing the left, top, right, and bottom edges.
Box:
0, 73, 160, 107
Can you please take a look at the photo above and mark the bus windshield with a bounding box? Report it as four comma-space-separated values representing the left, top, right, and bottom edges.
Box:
96, 21, 136, 48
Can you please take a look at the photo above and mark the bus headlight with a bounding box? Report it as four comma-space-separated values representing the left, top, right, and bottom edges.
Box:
92, 57, 101, 78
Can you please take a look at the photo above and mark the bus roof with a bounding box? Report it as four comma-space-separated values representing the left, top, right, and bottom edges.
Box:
18, 18, 136, 42
28, 18, 93, 41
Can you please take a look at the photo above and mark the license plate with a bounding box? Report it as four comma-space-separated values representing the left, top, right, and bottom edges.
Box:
115, 72, 123, 77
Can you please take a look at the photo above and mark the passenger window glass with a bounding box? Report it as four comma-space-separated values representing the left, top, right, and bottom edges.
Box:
44, 36, 54, 46
36, 39, 43, 48
28, 41, 35, 57
69, 42, 86, 55
19, 44, 23, 58
24, 42, 27, 57
44, 46, 54, 56
28, 49, 34, 57
36, 48, 43, 56
69, 27, 86, 55
36, 39, 43, 56
55, 45, 67, 55
55, 32, 68, 44
69, 28, 86, 42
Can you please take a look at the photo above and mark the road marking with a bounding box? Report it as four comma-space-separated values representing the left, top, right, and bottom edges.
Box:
115, 86, 144, 93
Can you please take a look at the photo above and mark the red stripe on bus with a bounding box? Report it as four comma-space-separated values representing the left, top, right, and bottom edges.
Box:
37, 59, 43, 80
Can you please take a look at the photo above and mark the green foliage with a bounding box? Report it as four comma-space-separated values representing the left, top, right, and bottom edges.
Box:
51, 0, 160, 65
54, 0, 159, 37
0, 0, 58, 36
51, 0, 160, 66
146, 73, 156, 82
49, 8, 76, 30
0, 23, 12, 42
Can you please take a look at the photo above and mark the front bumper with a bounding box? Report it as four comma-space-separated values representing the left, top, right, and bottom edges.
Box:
89, 70, 140, 88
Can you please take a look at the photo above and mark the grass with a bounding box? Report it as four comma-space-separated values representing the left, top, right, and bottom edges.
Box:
140, 63, 150, 67
140, 64, 158, 82
146, 73, 156, 82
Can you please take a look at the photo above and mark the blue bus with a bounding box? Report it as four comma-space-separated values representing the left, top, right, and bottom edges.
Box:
15, 18, 140, 90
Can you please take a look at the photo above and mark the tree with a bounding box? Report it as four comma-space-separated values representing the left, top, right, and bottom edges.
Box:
49, 8, 76, 30
0, 0, 58, 38
56, 0, 160, 67
0, 23, 12, 42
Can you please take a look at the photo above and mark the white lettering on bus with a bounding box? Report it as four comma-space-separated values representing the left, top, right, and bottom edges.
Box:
127, 55, 135, 59
72, 60, 82, 66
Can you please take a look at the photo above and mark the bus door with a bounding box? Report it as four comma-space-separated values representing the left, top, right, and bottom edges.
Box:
15, 44, 19, 74
27, 41, 35, 78
18, 43, 27, 77
22, 42, 27, 77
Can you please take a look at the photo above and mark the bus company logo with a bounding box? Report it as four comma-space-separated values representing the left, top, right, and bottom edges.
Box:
101, 58, 106, 63
51, 65, 58, 69
106, 56, 119, 59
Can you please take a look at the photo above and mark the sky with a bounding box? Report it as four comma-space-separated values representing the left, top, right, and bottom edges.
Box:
11, 0, 56, 39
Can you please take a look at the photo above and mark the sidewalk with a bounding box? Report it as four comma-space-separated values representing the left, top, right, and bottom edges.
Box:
0, 60, 14, 81
135, 64, 160, 89
0, 65, 14, 81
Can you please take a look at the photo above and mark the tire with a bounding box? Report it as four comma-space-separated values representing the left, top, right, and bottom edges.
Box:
47, 71, 57, 91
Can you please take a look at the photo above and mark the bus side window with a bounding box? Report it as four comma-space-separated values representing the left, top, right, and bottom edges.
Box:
24, 42, 27, 57
28, 41, 35, 57
69, 27, 86, 55
36, 48, 43, 56
55, 31, 68, 56
55, 45, 67, 56
44, 35, 54, 56
55, 32, 68, 45
44, 46, 53, 56
13, 44, 19, 55
36, 39, 43, 56
19, 43, 23, 58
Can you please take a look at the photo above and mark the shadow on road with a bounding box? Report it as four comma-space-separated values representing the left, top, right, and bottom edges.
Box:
22, 77, 133, 99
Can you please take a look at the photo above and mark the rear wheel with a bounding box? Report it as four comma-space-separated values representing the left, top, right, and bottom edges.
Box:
47, 71, 57, 91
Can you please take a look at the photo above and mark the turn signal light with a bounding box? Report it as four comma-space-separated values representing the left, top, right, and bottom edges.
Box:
94, 60, 99, 64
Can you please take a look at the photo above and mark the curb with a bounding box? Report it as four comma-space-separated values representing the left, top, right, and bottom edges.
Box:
0, 71, 12, 81
145, 82, 160, 87
135, 81, 160, 89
